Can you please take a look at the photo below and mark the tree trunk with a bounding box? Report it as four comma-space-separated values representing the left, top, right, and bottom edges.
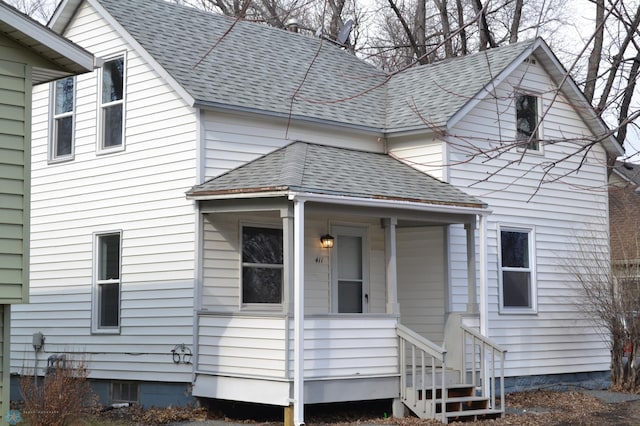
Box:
508, 0, 523, 43
433, 0, 454, 58
583, 0, 604, 103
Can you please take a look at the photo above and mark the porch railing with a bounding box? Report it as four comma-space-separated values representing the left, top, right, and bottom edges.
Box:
460, 323, 506, 415
397, 324, 447, 420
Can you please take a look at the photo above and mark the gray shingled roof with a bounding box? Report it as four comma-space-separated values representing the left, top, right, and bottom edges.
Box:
386, 41, 533, 130
94, 0, 537, 132
96, 0, 388, 129
187, 142, 486, 208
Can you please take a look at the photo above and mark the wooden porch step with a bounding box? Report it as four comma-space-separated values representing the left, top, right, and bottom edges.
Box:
445, 408, 503, 422
418, 384, 476, 399
434, 396, 489, 412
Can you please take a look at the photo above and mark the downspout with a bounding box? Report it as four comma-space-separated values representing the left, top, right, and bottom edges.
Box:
293, 197, 305, 426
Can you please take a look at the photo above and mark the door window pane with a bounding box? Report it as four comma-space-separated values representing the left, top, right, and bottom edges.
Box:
338, 281, 362, 313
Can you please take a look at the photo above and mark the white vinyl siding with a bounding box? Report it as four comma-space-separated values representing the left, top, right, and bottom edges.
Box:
11, 1, 197, 383
397, 226, 447, 343
195, 314, 398, 379
202, 110, 382, 180
445, 59, 610, 377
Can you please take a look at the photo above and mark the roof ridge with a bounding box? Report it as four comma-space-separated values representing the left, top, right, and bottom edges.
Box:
280, 142, 308, 187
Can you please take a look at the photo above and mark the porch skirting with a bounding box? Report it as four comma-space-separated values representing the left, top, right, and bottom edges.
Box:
192, 373, 400, 406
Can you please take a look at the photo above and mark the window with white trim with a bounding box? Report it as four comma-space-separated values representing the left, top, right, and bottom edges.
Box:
242, 226, 283, 305
50, 76, 75, 161
499, 227, 536, 312
93, 232, 121, 332
515, 93, 541, 151
99, 55, 125, 151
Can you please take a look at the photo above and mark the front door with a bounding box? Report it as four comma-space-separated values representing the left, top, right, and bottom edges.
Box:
332, 225, 368, 313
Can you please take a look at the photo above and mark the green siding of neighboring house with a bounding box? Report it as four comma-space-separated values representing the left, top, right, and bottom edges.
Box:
0, 58, 29, 306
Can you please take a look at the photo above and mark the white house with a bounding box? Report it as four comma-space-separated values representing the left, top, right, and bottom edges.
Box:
11, 0, 622, 424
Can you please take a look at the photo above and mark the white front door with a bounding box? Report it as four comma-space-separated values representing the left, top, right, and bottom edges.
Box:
332, 225, 368, 313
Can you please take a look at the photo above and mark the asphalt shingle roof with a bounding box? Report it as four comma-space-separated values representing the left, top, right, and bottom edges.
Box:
386, 41, 532, 130
187, 142, 486, 208
95, 0, 536, 132
97, 0, 388, 129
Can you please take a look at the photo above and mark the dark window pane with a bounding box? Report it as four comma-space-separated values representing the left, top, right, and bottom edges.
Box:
103, 104, 123, 147
242, 227, 283, 264
338, 281, 362, 313
99, 234, 120, 280
55, 116, 72, 156
102, 57, 124, 103
55, 77, 74, 114
99, 282, 120, 327
501, 231, 529, 268
503, 271, 531, 307
242, 267, 282, 303
516, 94, 539, 150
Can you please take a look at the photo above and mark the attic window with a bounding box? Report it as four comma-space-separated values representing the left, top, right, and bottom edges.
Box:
515, 93, 541, 151
523, 57, 537, 65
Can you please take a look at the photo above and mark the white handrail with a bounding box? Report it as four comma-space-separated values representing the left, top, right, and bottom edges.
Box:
397, 324, 448, 422
460, 324, 507, 417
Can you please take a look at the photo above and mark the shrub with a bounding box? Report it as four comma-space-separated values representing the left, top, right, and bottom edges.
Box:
19, 355, 97, 426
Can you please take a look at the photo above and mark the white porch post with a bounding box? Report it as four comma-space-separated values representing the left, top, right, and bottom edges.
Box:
384, 217, 399, 314
293, 198, 305, 426
479, 214, 488, 336
465, 220, 479, 314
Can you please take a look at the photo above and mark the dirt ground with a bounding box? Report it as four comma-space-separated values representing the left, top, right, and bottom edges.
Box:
95, 389, 640, 425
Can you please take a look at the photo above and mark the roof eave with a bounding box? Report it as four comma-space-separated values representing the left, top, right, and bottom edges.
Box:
0, 1, 95, 80
194, 100, 383, 134
186, 187, 488, 214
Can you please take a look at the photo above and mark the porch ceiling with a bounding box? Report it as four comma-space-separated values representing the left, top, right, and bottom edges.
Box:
187, 142, 488, 214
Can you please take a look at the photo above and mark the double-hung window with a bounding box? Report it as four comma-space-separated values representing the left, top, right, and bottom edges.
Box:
99, 55, 125, 151
515, 93, 541, 151
499, 227, 536, 312
93, 232, 121, 332
50, 77, 75, 161
241, 226, 283, 305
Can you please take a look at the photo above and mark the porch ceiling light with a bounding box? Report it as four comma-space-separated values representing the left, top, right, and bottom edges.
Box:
320, 234, 335, 249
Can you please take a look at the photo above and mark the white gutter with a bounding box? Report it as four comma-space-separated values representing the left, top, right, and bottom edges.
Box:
292, 196, 305, 426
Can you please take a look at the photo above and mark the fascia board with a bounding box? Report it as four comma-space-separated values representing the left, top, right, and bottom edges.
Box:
0, 1, 94, 72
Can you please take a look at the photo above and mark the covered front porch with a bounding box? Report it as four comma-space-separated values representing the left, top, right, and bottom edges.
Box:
186, 142, 504, 424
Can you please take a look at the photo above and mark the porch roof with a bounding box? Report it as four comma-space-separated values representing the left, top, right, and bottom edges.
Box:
186, 142, 486, 209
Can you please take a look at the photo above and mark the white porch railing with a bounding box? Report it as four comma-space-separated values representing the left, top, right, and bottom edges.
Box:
397, 323, 447, 420
460, 323, 506, 415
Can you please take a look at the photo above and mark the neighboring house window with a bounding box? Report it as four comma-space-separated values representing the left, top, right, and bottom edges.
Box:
99, 55, 125, 151
93, 232, 121, 331
242, 226, 283, 304
332, 226, 368, 313
50, 77, 75, 161
499, 227, 536, 312
515, 93, 541, 151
